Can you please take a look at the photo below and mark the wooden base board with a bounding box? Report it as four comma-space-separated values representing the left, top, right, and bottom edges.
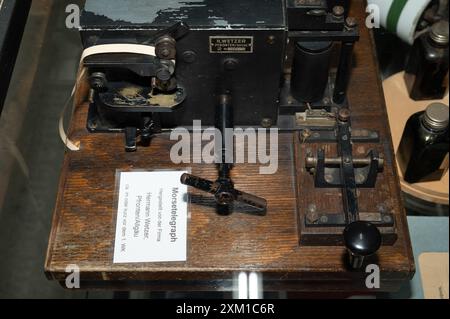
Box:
45, 1, 415, 292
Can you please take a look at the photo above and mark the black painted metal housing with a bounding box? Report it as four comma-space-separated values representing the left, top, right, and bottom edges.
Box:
80, 0, 286, 128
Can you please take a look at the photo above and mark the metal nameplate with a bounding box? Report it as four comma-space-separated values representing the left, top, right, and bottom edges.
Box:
209, 36, 254, 54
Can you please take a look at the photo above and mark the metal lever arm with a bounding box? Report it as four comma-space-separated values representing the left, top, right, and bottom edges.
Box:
336, 109, 382, 268
180, 94, 267, 214
180, 173, 267, 212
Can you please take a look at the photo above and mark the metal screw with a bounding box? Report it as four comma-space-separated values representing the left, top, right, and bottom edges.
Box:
217, 192, 234, 205
320, 215, 329, 223
307, 211, 320, 224
308, 204, 317, 213
345, 17, 358, 29
156, 68, 171, 81
338, 108, 351, 122
267, 35, 276, 45
332, 6, 345, 18
302, 129, 312, 137
261, 118, 273, 128
301, 129, 312, 143
355, 174, 365, 184
160, 48, 170, 58
182, 50, 197, 63
89, 72, 107, 89
224, 58, 238, 71
383, 215, 392, 223
307, 204, 319, 223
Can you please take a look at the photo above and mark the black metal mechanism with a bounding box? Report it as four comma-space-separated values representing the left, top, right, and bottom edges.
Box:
0, 0, 32, 116
303, 108, 389, 268
305, 109, 385, 191
180, 94, 267, 215
280, 2, 389, 268
85, 22, 190, 152
279, 1, 359, 120
80, 0, 359, 137
80, 0, 286, 141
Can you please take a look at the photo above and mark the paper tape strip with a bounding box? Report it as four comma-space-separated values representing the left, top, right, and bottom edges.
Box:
59, 44, 157, 151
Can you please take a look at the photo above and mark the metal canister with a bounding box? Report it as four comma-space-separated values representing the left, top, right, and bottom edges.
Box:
290, 41, 333, 103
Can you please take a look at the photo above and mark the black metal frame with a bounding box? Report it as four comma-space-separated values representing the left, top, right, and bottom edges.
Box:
279, 25, 360, 119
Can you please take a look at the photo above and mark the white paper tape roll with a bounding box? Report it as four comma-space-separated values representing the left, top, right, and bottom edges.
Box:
80, 44, 157, 62
59, 44, 159, 151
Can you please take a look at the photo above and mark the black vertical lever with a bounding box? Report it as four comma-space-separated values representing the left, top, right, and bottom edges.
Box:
337, 109, 382, 268
180, 94, 267, 214
216, 94, 233, 181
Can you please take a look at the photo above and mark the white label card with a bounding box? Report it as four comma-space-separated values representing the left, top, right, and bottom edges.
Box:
113, 171, 188, 263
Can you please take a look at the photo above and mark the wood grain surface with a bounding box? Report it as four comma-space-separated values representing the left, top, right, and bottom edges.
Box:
45, 0, 414, 292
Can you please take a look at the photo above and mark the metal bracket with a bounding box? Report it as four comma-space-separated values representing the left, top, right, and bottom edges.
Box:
305, 208, 395, 228
303, 108, 386, 224
306, 149, 384, 188
300, 128, 380, 143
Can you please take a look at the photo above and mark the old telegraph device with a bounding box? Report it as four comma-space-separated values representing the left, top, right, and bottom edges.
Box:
72, 0, 400, 271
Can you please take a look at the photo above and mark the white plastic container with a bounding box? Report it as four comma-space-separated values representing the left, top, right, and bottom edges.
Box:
367, 0, 432, 44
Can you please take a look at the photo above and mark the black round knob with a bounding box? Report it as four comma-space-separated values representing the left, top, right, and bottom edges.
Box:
344, 221, 382, 257
156, 67, 172, 82
89, 72, 107, 90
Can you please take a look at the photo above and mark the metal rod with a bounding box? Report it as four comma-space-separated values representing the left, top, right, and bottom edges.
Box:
306, 156, 384, 169
333, 41, 355, 104
216, 94, 233, 179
